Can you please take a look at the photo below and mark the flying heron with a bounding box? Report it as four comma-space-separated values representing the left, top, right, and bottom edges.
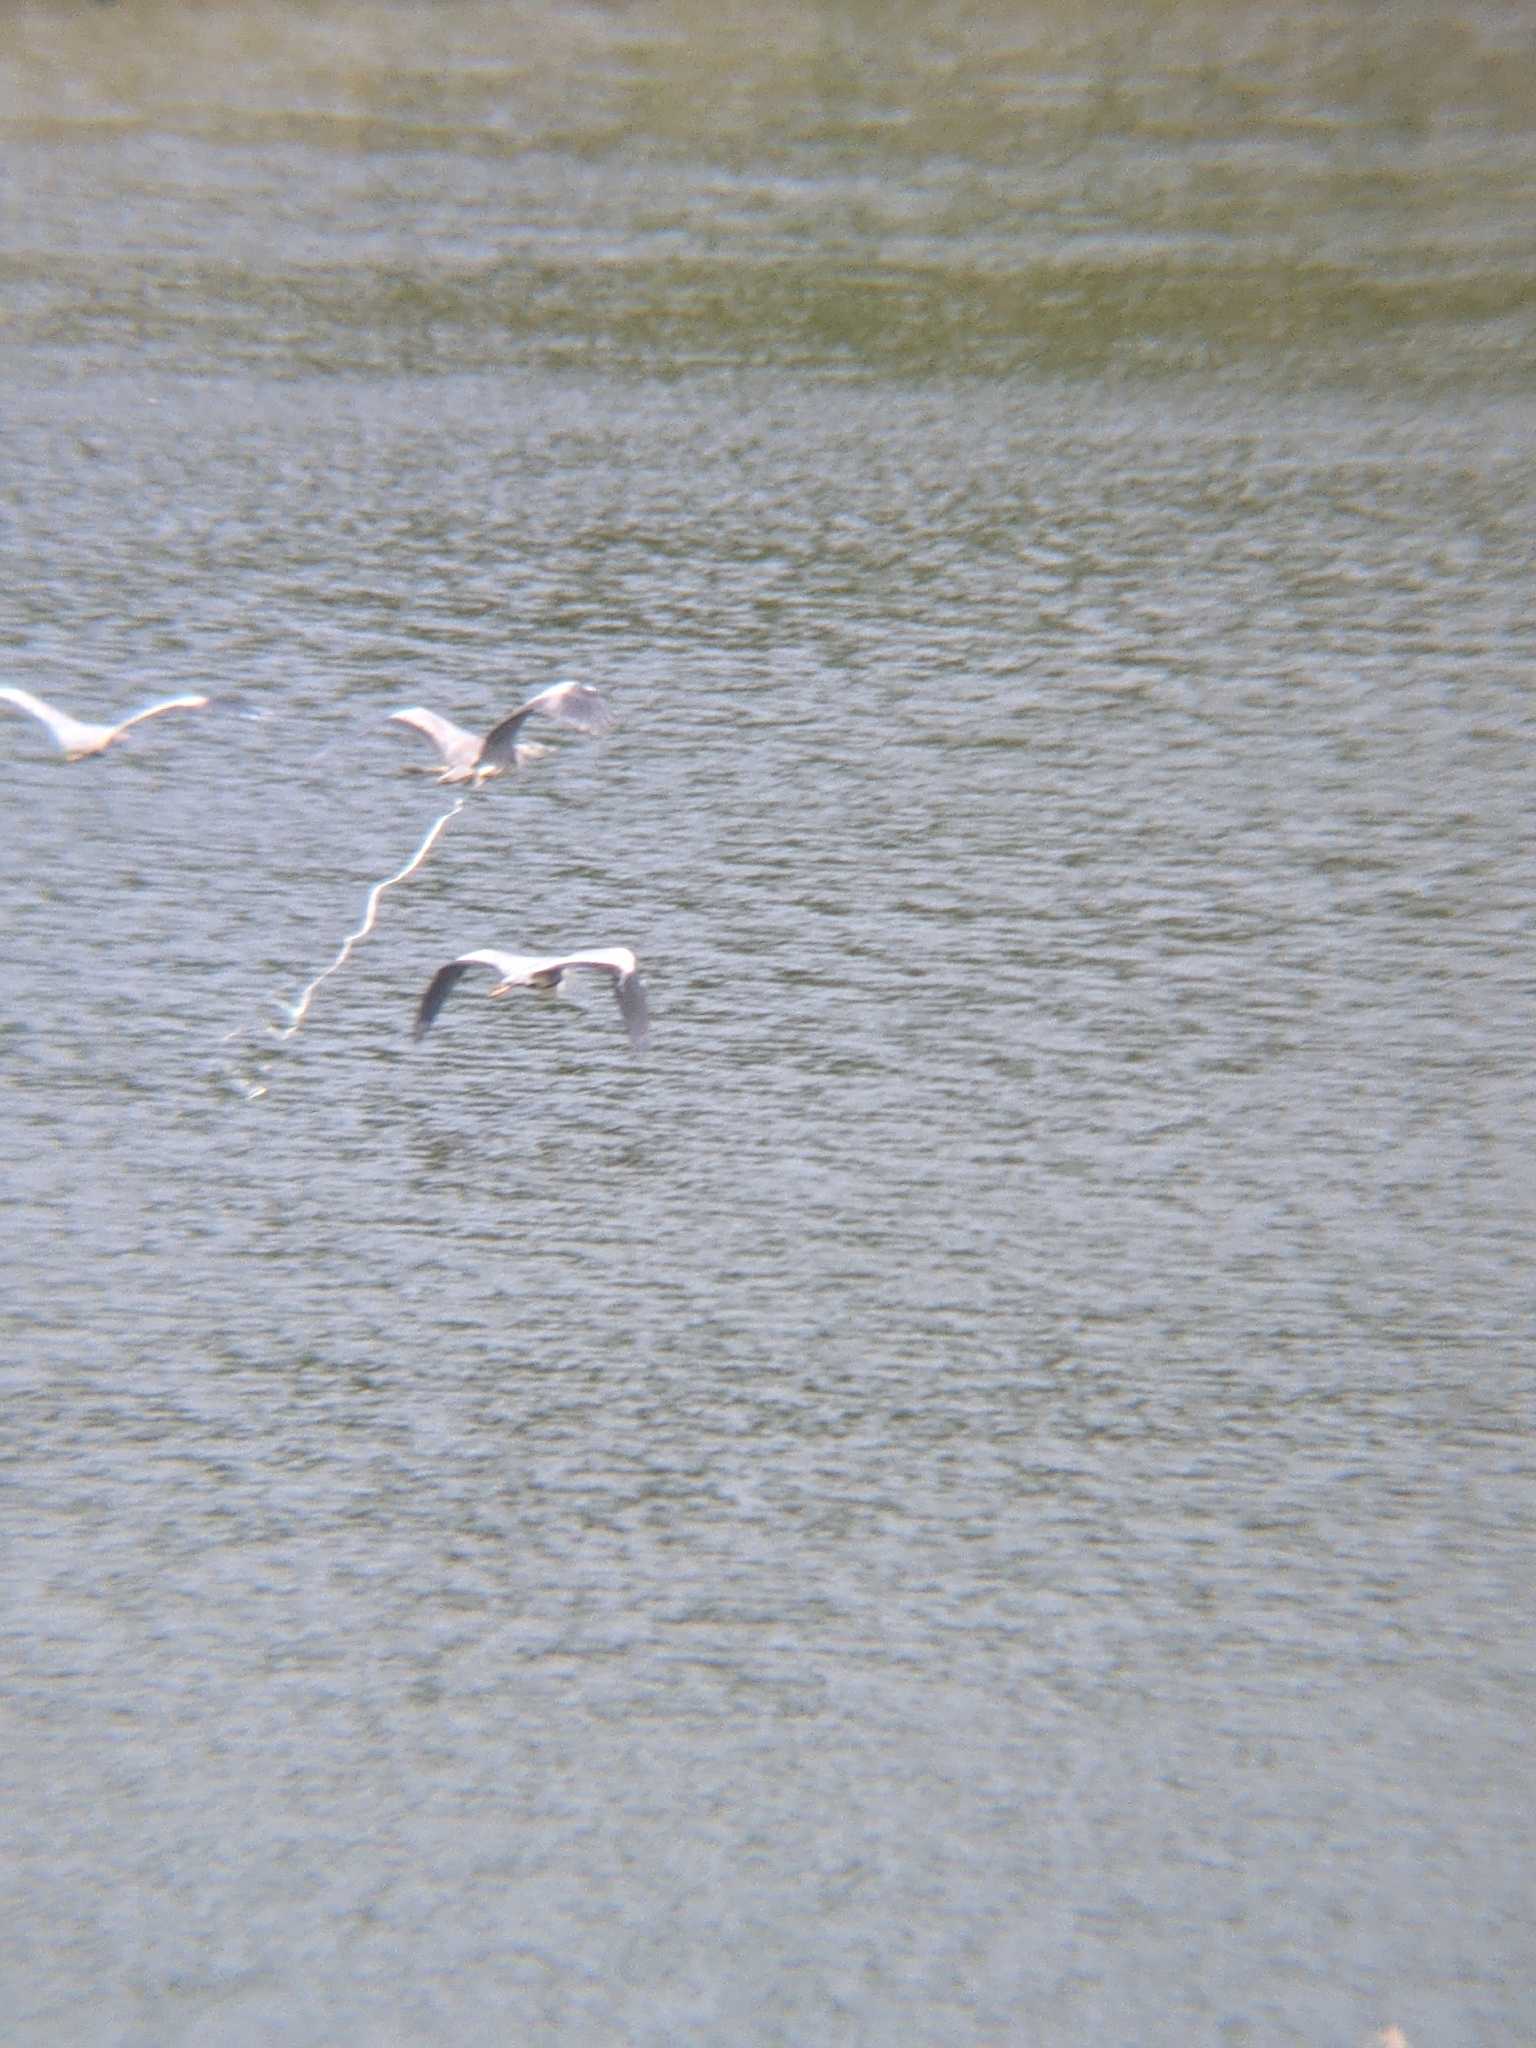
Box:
414, 946, 648, 1050
388, 680, 611, 785
0, 685, 210, 761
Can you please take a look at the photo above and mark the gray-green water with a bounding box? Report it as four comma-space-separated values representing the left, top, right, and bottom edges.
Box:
2, 7, 1533, 2044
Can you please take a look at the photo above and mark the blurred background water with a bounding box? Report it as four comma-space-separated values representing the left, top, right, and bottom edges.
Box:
1, 5, 1533, 2044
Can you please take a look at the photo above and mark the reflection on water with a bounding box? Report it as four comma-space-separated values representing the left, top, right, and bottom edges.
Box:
1, 7, 1533, 2047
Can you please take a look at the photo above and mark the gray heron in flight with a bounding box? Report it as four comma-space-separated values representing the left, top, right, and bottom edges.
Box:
388, 680, 611, 785
414, 946, 648, 1050
0, 686, 209, 761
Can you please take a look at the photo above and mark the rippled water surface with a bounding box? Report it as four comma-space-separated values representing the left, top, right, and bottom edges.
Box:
2, 6, 1534, 2044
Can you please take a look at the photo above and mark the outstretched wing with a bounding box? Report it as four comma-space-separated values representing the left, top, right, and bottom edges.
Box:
413, 951, 513, 1040
116, 694, 210, 732
0, 687, 58, 723
553, 948, 648, 1051
0, 685, 117, 757
613, 967, 649, 1051
475, 681, 611, 774
389, 707, 481, 772
0, 686, 82, 750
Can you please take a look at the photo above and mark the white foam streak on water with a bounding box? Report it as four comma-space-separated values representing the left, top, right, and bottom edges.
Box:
273, 794, 468, 1046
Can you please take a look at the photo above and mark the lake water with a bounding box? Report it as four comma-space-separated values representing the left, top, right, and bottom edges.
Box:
2, 6, 1533, 2044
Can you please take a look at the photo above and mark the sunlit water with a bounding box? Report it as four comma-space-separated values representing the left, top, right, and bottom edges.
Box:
2, 7, 1533, 2045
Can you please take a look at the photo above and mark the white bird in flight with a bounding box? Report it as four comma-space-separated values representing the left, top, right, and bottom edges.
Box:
414, 946, 649, 1050
0, 685, 210, 761
388, 680, 611, 785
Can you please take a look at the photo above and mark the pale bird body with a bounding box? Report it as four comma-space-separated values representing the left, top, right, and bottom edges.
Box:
0, 686, 209, 761
388, 680, 610, 784
414, 946, 648, 1050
